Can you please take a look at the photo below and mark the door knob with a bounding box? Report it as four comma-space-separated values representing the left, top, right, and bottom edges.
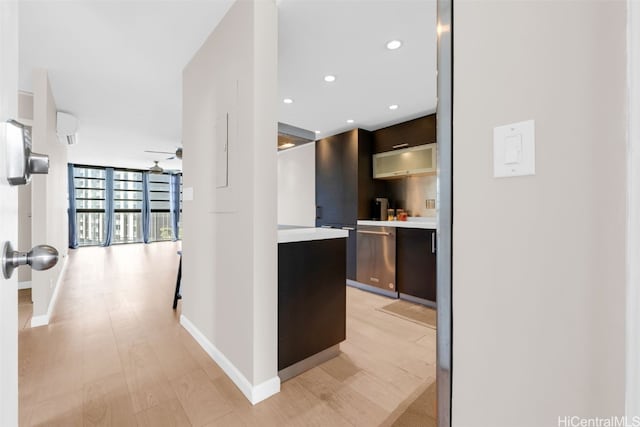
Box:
1, 241, 58, 279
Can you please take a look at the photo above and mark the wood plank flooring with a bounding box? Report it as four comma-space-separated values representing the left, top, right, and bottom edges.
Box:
19, 242, 436, 426
18, 289, 33, 330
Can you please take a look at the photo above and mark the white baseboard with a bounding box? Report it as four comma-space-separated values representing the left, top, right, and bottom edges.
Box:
18, 281, 31, 290
30, 314, 48, 328
30, 256, 68, 328
180, 314, 280, 405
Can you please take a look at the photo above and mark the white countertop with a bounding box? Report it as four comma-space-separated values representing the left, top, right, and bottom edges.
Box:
357, 218, 437, 229
278, 226, 349, 244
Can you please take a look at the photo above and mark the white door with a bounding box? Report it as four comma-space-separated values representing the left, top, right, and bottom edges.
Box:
0, 2, 20, 426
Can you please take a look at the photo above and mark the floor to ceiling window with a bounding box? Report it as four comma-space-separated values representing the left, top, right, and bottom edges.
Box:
149, 173, 172, 241
113, 169, 143, 244
70, 164, 182, 247
74, 166, 106, 246
178, 176, 183, 239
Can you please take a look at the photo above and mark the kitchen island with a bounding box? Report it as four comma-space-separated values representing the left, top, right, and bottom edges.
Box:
277, 226, 348, 381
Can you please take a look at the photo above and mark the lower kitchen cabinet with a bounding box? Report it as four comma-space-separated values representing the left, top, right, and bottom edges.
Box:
396, 228, 436, 303
278, 237, 346, 372
346, 228, 357, 281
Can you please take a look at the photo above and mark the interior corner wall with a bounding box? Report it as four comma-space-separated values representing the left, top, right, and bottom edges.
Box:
277, 143, 316, 227
452, 2, 626, 426
17, 185, 31, 285
181, 0, 278, 401
31, 68, 68, 319
17, 91, 33, 286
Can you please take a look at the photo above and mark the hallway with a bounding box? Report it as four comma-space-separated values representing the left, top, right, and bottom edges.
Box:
18, 242, 435, 426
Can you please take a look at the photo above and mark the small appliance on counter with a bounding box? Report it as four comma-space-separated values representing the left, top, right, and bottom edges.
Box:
373, 197, 388, 221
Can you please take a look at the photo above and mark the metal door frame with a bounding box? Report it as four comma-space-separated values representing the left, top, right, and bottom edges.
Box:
436, 0, 453, 426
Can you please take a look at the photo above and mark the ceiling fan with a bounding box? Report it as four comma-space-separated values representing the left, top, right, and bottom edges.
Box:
149, 161, 164, 174
144, 147, 183, 160
148, 160, 181, 175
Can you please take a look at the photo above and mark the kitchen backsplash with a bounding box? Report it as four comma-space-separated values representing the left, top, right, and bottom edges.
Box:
383, 175, 437, 217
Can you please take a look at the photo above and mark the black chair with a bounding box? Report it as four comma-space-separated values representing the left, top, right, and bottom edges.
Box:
173, 250, 182, 309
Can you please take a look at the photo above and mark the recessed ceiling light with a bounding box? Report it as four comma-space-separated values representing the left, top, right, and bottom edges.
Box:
324, 75, 336, 82
346, 119, 354, 124
389, 104, 399, 110
315, 130, 321, 134
386, 40, 402, 50
279, 143, 295, 150
283, 98, 294, 104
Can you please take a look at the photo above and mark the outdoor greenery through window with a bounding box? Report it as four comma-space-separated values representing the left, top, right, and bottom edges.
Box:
74, 166, 106, 246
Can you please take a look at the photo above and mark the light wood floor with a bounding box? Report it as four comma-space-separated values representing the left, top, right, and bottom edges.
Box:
18, 288, 33, 330
19, 242, 436, 426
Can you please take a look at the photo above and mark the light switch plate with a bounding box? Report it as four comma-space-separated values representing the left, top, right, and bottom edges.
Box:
493, 119, 535, 178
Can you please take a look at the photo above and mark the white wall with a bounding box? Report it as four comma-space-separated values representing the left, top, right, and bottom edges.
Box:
31, 68, 68, 322
277, 142, 315, 226
17, 185, 31, 285
17, 92, 33, 287
453, 1, 626, 426
627, 0, 640, 418
181, 0, 279, 404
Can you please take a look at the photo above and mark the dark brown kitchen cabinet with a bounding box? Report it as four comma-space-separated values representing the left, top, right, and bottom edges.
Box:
316, 129, 379, 280
396, 228, 437, 302
373, 114, 437, 154
278, 237, 346, 371
345, 228, 357, 282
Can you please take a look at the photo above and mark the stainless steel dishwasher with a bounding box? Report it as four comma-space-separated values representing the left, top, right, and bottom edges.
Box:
356, 225, 396, 292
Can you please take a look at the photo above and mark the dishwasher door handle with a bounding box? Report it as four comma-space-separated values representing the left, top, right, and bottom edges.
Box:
357, 230, 391, 236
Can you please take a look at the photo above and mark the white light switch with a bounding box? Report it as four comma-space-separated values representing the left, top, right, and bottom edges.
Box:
493, 120, 535, 178
504, 134, 522, 164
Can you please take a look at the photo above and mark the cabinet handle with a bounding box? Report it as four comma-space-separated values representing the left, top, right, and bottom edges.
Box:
341, 227, 355, 231
431, 231, 436, 254
392, 143, 409, 149
316, 206, 322, 219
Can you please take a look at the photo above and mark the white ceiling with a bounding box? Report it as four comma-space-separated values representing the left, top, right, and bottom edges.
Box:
19, 0, 234, 170
278, 0, 437, 138
18, 0, 436, 170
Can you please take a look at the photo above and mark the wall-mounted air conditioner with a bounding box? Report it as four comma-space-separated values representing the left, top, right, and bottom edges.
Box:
56, 112, 78, 145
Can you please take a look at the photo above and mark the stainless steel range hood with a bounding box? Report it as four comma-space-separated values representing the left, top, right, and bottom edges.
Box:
278, 122, 315, 150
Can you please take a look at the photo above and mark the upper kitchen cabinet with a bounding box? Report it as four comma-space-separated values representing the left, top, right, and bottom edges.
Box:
373, 143, 436, 179
316, 129, 378, 227
373, 114, 436, 154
